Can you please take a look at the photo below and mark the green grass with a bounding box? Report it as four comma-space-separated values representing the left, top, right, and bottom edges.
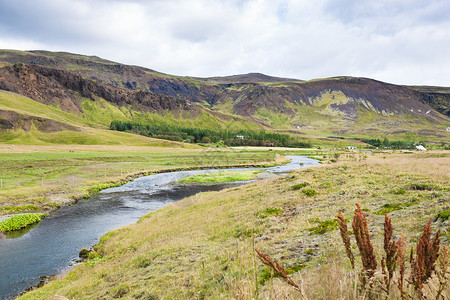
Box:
17, 152, 449, 299
307, 218, 339, 235
256, 207, 283, 218
437, 211, 450, 220
0, 147, 276, 210
0, 205, 40, 214
178, 170, 262, 183
0, 213, 45, 232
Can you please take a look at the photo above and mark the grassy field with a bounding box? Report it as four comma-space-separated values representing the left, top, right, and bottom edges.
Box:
0, 145, 281, 215
18, 151, 449, 299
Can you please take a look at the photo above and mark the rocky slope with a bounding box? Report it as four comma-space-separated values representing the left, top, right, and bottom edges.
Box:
0, 63, 197, 115
0, 50, 448, 140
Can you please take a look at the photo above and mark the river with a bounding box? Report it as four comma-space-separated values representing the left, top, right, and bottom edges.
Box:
0, 156, 318, 299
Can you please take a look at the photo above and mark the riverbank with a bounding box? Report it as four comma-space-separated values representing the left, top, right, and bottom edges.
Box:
0, 149, 290, 230
0, 145, 291, 215
18, 151, 450, 299
1, 155, 312, 299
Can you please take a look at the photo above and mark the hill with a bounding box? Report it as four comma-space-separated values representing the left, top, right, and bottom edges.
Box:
0, 50, 449, 145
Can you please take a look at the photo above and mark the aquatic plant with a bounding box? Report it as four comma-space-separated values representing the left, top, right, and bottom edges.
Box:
0, 213, 45, 232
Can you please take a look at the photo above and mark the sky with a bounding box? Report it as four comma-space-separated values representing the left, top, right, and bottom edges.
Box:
0, 0, 449, 86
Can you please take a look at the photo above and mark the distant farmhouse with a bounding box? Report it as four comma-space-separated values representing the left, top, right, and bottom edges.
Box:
416, 145, 427, 151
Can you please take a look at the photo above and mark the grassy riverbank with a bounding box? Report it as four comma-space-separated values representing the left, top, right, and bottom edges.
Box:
0, 145, 291, 215
19, 151, 449, 299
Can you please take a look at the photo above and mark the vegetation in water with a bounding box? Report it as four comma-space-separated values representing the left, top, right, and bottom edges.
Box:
0, 213, 45, 232
178, 170, 262, 183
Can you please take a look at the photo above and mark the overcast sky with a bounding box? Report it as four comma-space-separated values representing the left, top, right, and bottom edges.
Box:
0, 0, 449, 85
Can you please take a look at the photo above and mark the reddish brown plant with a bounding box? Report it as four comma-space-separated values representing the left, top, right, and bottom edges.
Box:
337, 210, 355, 269
435, 245, 449, 300
410, 218, 441, 299
396, 235, 407, 299
352, 203, 377, 287
255, 248, 301, 292
381, 213, 399, 292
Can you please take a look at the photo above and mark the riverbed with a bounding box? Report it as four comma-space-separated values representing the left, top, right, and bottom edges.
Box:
0, 156, 318, 299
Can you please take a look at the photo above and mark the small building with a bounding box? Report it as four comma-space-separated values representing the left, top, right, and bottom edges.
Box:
236, 135, 245, 139
346, 146, 357, 150
416, 145, 427, 151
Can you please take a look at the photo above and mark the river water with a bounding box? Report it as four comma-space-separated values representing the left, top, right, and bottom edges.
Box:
0, 156, 318, 299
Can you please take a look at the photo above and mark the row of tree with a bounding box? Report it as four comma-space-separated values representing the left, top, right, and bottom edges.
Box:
361, 138, 425, 149
110, 120, 311, 148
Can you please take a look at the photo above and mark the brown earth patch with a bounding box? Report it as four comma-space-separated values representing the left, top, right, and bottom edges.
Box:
0, 110, 80, 132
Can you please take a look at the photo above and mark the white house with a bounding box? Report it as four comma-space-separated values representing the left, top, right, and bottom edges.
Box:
416, 145, 427, 151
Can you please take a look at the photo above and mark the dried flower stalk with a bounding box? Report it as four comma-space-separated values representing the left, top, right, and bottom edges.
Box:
410, 218, 441, 299
396, 235, 407, 299
255, 248, 301, 292
352, 203, 377, 287
337, 210, 355, 269
381, 213, 398, 292
435, 245, 449, 300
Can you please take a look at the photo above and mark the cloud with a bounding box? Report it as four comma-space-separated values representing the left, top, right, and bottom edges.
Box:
0, 0, 449, 85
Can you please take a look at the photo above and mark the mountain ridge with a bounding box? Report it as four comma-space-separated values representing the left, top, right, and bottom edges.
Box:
0, 49, 448, 144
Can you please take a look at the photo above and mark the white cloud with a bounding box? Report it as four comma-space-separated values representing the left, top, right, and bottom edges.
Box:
0, 0, 449, 85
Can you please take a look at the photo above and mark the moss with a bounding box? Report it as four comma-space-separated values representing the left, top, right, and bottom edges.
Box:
304, 249, 314, 255
373, 200, 418, 215
437, 211, 450, 220
286, 264, 306, 274
307, 219, 338, 235
79, 248, 90, 259
408, 183, 436, 191
301, 189, 317, 197
392, 189, 406, 195
292, 182, 309, 190
256, 207, 283, 218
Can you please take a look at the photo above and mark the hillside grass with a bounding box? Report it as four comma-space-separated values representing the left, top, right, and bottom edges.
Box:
0, 145, 277, 212
19, 151, 449, 299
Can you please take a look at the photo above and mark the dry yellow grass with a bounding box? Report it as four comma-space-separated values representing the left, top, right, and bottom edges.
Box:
18, 151, 449, 299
